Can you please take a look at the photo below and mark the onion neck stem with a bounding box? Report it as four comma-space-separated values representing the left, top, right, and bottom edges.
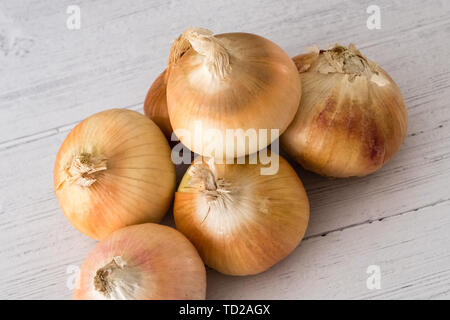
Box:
66, 152, 107, 187
189, 159, 232, 207
94, 256, 140, 300
315, 44, 379, 80
168, 27, 231, 80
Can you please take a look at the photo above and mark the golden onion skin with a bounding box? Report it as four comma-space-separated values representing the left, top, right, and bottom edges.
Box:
174, 155, 309, 276
54, 109, 176, 240
281, 45, 408, 177
143, 70, 173, 139
74, 224, 206, 300
167, 29, 301, 158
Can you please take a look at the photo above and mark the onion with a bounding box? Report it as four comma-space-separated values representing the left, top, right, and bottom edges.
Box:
143, 70, 172, 139
166, 27, 301, 158
74, 223, 206, 300
281, 44, 408, 177
173, 155, 309, 276
54, 109, 176, 240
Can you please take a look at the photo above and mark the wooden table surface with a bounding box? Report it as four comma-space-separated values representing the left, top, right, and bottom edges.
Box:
1, 0, 450, 300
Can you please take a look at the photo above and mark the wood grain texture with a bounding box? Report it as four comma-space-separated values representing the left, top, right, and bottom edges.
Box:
208, 200, 450, 300
1, 0, 450, 299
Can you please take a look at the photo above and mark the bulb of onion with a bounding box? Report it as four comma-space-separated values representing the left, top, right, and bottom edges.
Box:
173, 155, 309, 276
74, 223, 206, 300
54, 109, 176, 240
144, 69, 173, 139
281, 44, 408, 177
166, 27, 301, 159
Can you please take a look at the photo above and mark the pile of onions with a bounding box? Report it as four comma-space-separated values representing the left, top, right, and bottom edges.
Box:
54, 109, 176, 240
74, 223, 206, 300
146, 27, 301, 158
281, 44, 408, 177
173, 155, 309, 276
53, 27, 409, 300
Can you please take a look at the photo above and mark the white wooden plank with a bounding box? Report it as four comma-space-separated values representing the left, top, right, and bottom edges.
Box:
207, 200, 450, 299
1, 0, 450, 145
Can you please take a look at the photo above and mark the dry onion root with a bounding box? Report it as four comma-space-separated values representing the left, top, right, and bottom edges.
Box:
174, 155, 309, 276
143, 69, 173, 139
74, 223, 206, 300
281, 44, 408, 177
54, 109, 176, 240
165, 27, 301, 158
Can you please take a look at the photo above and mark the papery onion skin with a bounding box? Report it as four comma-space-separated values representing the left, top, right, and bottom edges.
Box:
74, 223, 206, 300
281, 44, 408, 177
166, 28, 301, 159
54, 109, 176, 240
143, 70, 173, 139
173, 155, 309, 276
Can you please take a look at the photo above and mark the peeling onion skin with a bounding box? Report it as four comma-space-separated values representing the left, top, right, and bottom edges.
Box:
143, 70, 173, 139
54, 109, 176, 240
174, 155, 309, 276
74, 224, 206, 300
281, 44, 408, 178
167, 28, 301, 158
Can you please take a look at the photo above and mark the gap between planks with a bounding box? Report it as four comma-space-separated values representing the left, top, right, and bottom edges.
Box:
303, 197, 450, 241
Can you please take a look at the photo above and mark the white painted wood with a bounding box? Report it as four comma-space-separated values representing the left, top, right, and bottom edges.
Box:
1, 0, 449, 145
208, 200, 450, 299
1, 0, 450, 299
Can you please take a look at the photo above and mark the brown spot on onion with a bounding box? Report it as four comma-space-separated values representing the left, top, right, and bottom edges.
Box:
366, 119, 385, 164
316, 96, 337, 128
